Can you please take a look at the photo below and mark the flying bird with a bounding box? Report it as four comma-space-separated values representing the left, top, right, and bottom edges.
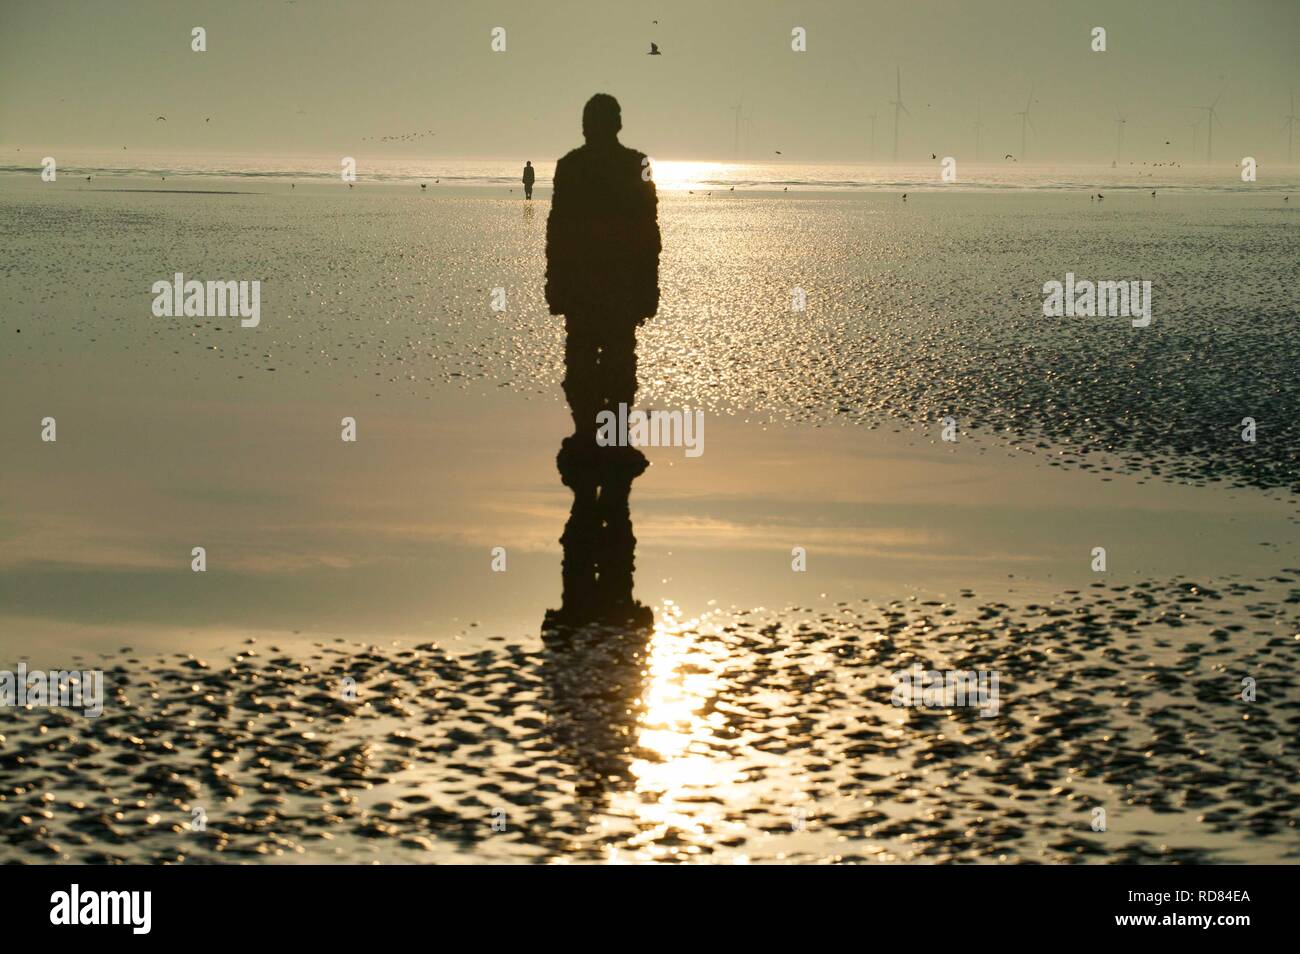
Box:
901, 193, 908, 200
1004, 153, 1014, 160
774, 150, 782, 155
648, 42, 661, 55
155, 116, 166, 121
930, 153, 936, 159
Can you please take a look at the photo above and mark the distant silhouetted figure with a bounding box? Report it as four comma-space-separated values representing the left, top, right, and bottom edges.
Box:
648, 42, 661, 55
522, 160, 535, 200
546, 93, 661, 447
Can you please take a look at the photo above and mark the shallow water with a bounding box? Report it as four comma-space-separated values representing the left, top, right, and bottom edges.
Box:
4, 175, 1295, 492
1, 174, 1297, 864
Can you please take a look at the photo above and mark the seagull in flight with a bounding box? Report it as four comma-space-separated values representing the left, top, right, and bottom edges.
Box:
648, 42, 661, 55
155, 116, 167, 121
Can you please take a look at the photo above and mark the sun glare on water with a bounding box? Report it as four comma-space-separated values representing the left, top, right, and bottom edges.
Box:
649, 160, 731, 192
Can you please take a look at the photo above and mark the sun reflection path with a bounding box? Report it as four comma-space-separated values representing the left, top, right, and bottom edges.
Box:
605, 602, 807, 862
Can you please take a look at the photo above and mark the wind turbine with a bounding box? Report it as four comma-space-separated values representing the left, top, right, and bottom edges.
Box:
1114, 107, 1127, 163
867, 112, 877, 161
1283, 91, 1298, 163
729, 94, 744, 160
972, 99, 983, 162
1190, 84, 1226, 164
890, 67, 910, 162
1014, 87, 1035, 160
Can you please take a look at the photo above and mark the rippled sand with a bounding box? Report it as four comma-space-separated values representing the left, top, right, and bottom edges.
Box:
2, 574, 1297, 864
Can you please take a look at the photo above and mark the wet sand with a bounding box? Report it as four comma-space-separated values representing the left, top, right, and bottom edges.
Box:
1, 174, 1297, 863
2, 574, 1297, 864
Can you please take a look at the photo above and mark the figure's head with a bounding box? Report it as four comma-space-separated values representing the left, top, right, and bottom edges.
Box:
526, 160, 532, 166
582, 93, 622, 142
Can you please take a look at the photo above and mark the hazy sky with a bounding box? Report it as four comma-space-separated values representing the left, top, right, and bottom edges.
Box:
3, 0, 1298, 163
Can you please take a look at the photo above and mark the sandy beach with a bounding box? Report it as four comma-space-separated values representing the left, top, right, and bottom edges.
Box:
2, 171, 1298, 863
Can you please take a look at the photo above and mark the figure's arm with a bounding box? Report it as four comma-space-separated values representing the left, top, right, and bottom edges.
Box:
635, 157, 661, 322
545, 158, 573, 315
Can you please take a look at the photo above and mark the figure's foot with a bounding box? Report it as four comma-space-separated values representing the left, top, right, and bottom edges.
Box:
602, 444, 648, 477
557, 433, 599, 477
557, 435, 648, 478
542, 600, 654, 638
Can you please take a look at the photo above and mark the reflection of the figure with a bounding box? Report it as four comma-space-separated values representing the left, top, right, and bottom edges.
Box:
541, 447, 653, 800
540, 455, 742, 857
548, 446, 649, 631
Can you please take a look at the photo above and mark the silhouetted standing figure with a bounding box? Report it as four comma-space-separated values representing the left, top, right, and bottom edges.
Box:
546, 93, 660, 447
542, 93, 660, 633
522, 160, 535, 200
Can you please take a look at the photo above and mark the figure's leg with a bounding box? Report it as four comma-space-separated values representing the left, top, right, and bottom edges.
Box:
563, 314, 601, 440
600, 319, 639, 416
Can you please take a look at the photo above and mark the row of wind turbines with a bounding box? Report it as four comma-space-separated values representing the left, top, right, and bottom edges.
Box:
737, 71, 1300, 164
